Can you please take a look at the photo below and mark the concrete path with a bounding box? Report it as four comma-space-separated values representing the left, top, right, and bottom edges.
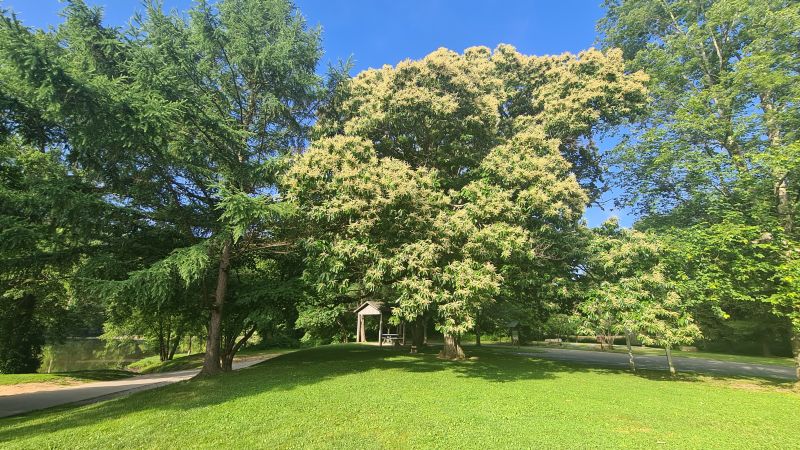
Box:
0, 356, 277, 418
510, 346, 797, 381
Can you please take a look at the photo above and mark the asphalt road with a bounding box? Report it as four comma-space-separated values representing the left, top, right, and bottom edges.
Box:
512, 346, 797, 380
0, 356, 276, 418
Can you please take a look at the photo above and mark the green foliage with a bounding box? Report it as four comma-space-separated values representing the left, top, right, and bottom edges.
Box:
576, 219, 701, 351
599, 0, 800, 372
0, 138, 135, 371
0, 294, 43, 373
288, 46, 647, 351
0, 0, 322, 372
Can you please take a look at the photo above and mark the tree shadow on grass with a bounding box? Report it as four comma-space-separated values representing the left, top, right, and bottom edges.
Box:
627, 367, 799, 392
0, 344, 574, 441
1, 344, 794, 443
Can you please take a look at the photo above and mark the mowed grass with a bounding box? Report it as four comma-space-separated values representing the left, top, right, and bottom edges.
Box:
1, 345, 799, 449
0, 370, 134, 386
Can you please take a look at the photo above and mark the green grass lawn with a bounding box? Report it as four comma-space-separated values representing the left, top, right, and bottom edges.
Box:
2, 344, 798, 448
0, 370, 134, 386
502, 341, 797, 367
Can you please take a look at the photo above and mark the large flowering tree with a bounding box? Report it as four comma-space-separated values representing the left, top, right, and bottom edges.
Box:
286, 46, 647, 358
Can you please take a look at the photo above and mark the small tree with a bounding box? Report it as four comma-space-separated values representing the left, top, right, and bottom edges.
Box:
769, 246, 800, 382
634, 275, 702, 376
577, 220, 701, 374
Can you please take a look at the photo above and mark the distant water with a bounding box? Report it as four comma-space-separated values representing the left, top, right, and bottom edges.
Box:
39, 338, 155, 373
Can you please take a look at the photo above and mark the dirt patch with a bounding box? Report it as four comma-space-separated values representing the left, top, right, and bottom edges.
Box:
0, 380, 82, 396
698, 376, 800, 395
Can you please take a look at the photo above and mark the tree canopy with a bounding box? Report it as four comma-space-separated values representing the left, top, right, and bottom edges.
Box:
288, 45, 647, 358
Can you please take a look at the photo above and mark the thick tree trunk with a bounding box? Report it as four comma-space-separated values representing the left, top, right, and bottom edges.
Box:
438, 334, 465, 360
358, 315, 366, 342
625, 330, 636, 372
220, 325, 257, 372
411, 316, 425, 348
665, 346, 676, 376
221, 353, 234, 372
199, 239, 232, 376
475, 324, 481, 347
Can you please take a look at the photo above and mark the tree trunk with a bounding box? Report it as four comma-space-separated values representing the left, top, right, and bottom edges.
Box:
791, 328, 800, 383
438, 334, 465, 360
221, 352, 234, 372
625, 330, 636, 372
199, 238, 232, 376
378, 314, 383, 347
187, 336, 193, 355
475, 324, 481, 347
665, 346, 676, 376
411, 316, 425, 348
760, 334, 772, 357
168, 332, 182, 360
358, 315, 366, 342
157, 319, 167, 362
220, 325, 257, 372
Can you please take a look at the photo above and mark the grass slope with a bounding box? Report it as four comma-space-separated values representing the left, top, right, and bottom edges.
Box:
1, 345, 798, 449
0, 370, 134, 386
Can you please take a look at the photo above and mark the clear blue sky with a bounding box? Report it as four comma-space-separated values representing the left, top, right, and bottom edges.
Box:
3, 0, 634, 227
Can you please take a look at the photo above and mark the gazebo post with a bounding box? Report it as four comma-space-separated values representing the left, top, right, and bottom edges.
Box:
378, 314, 383, 347
356, 313, 361, 343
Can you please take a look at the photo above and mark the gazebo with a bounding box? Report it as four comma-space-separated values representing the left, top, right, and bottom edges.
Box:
354, 301, 405, 346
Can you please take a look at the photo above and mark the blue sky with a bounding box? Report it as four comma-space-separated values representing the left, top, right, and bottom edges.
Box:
2, 0, 635, 227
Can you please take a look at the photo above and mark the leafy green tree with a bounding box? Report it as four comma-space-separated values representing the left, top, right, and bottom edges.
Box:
599, 0, 800, 378
577, 219, 701, 374
289, 46, 647, 359
0, 0, 321, 375
0, 138, 145, 372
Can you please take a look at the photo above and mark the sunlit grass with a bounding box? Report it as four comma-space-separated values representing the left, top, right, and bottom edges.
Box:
1, 344, 798, 448
0, 370, 134, 386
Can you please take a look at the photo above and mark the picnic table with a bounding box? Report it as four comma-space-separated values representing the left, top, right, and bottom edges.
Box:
382, 333, 400, 345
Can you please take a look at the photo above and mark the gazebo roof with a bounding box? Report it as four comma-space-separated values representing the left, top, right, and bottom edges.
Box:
354, 301, 387, 315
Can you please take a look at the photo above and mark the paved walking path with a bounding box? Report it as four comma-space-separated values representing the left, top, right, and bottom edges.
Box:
509, 346, 797, 380
0, 356, 278, 418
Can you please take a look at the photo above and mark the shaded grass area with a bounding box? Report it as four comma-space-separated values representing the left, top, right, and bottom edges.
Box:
127, 348, 294, 374
0, 370, 134, 386
1, 344, 798, 449
508, 341, 796, 367
126, 354, 204, 374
